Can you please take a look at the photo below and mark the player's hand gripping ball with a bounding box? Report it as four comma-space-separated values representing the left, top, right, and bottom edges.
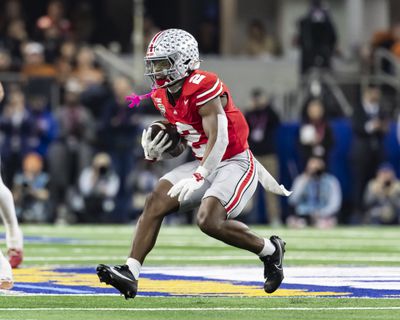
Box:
141, 120, 185, 161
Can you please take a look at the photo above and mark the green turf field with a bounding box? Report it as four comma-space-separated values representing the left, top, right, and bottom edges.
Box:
1, 225, 400, 320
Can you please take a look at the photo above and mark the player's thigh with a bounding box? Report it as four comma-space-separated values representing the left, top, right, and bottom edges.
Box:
204, 149, 258, 219
160, 160, 210, 213
144, 179, 179, 217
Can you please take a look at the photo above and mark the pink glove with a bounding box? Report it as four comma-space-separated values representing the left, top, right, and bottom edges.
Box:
125, 88, 156, 108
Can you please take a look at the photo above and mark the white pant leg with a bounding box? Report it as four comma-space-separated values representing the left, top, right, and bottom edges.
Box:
0, 171, 23, 250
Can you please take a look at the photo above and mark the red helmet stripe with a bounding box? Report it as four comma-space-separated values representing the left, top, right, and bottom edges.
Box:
148, 31, 164, 53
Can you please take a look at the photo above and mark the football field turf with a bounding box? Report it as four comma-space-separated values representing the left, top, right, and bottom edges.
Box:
1, 225, 400, 320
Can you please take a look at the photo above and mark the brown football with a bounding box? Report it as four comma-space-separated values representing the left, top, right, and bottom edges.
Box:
150, 120, 185, 157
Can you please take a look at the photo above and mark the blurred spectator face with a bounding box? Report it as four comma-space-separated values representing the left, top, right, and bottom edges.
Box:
60, 41, 77, 60
48, 0, 64, 21
112, 77, 132, 103
363, 86, 381, 105
377, 164, 395, 184
0, 50, 12, 71
9, 89, 24, 105
23, 153, 43, 175
76, 47, 96, 67
7, 19, 27, 40
306, 157, 325, 176
251, 88, 269, 109
306, 100, 324, 121
29, 95, 48, 113
23, 42, 45, 65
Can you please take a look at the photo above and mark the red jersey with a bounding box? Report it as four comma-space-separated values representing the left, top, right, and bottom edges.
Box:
151, 70, 249, 160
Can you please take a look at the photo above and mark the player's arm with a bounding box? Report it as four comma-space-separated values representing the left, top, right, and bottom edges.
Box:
196, 97, 228, 177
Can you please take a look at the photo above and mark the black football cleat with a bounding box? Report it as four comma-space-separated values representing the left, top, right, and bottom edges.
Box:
96, 264, 138, 299
260, 236, 286, 293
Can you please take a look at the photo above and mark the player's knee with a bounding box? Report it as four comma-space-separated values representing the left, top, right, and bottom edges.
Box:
143, 191, 168, 219
196, 208, 221, 236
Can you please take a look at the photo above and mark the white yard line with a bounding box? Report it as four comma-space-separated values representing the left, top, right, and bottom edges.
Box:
22, 255, 400, 262
0, 307, 399, 311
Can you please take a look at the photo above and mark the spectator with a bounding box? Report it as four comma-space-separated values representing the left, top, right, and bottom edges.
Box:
244, 20, 279, 57
351, 84, 389, 222
47, 79, 94, 221
0, 49, 12, 72
0, 0, 24, 34
245, 88, 281, 225
72, 46, 105, 89
0, 18, 28, 70
76, 152, 120, 223
36, 0, 70, 40
55, 40, 78, 86
364, 163, 400, 225
36, 0, 71, 63
297, 0, 337, 74
0, 87, 32, 186
72, 46, 107, 117
367, 22, 400, 74
12, 152, 50, 222
26, 92, 57, 157
371, 22, 400, 60
21, 42, 57, 78
288, 157, 342, 228
299, 98, 334, 165
99, 76, 140, 221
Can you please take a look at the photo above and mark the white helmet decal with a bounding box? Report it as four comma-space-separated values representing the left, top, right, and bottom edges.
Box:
144, 29, 200, 88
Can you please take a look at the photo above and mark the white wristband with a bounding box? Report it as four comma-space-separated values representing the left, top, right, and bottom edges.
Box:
195, 166, 210, 178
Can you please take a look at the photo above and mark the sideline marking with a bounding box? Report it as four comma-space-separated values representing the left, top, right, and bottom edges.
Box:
6, 266, 400, 298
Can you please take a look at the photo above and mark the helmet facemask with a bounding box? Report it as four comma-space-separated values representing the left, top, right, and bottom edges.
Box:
144, 52, 188, 89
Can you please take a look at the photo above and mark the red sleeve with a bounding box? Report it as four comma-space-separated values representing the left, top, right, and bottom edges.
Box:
187, 72, 224, 107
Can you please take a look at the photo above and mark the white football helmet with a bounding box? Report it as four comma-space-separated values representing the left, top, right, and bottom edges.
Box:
144, 29, 200, 88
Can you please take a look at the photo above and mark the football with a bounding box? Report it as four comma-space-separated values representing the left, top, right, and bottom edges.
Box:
150, 120, 186, 157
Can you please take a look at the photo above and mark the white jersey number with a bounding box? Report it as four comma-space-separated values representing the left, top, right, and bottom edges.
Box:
188, 74, 206, 85
175, 122, 205, 158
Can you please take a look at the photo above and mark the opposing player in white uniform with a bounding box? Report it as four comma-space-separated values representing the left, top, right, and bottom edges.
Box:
0, 82, 24, 290
97, 29, 291, 299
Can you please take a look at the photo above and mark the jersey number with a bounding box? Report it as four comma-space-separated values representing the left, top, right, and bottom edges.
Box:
188, 74, 206, 85
175, 122, 205, 158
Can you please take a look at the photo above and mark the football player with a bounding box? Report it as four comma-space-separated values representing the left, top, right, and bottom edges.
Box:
97, 29, 290, 299
0, 82, 24, 290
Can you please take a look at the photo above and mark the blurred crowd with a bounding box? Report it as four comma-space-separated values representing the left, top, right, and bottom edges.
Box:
0, 0, 150, 223
242, 2, 400, 228
0, 0, 399, 227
